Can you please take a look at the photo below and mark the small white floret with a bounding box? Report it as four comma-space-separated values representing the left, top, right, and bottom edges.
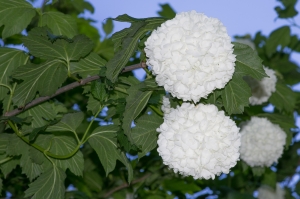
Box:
145, 11, 236, 102
157, 99, 241, 179
258, 183, 285, 199
245, 66, 277, 105
240, 117, 286, 167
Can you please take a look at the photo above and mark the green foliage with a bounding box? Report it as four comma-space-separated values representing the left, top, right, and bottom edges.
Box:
12, 60, 68, 106
0, 0, 36, 39
0, 1, 299, 199
221, 42, 267, 114
88, 125, 133, 182
22, 27, 93, 62
265, 26, 291, 56
122, 82, 153, 143
24, 166, 66, 199
0, 48, 28, 102
40, 11, 78, 38
269, 82, 297, 113
132, 110, 163, 159
106, 15, 166, 82
70, 52, 106, 78
157, 4, 176, 19
275, 0, 298, 18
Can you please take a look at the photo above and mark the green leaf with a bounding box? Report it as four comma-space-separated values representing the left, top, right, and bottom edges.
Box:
88, 125, 118, 176
40, 11, 78, 38
83, 171, 103, 192
251, 166, 265, 176
0, 156, 19, 178
0, 0, 36, 39
30, 134, 53, 165
46, 112, 84, 133
163, 179, 201, 194
0, 48, 28, 101
20, 149, 44, 181
88, 125, 133, 182
48, 135, 84, 176
86, 94, 102, 115
103, 18, 113, 35
19, 102, 57, 130
7, 133, 28, 156
122, 83, 153, 143
221, 42, 267, 114
0, 178, 2, 195
269, 82, 297, 113
114, 150, 133, 182
111, 28, 130, 52
70, 52, 106, 78
12, 60, 67, 106
132, 111, 163, 158
91, 80, 107, 102
157, 4, 176, 19
262, 168, 276, 189
24, 166, 66, 199
117, 131, 138, 152
256, 113, 295, 130
275, 0, 298, 18
106, 21, 145, 82
106, 16, 166, 82
6, 134, 43, 180
23, 27, 94, 62
265, 26, 291, 56
0, 133, 9, 154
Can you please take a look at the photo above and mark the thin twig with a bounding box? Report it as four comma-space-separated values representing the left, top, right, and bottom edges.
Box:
103, 173, 151, 198
4, 63, 145, 117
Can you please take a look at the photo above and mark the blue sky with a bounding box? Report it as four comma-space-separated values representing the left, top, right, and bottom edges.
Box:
85, 0, 300, 37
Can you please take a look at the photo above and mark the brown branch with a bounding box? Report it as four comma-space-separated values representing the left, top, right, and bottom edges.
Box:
103, 173, 151, 198
4, 63, 145, 117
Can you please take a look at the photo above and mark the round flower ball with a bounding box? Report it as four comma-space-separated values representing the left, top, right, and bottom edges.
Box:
157, 97, 241, 179
145, 11, 236, 102
245, 66, 277, 105
240, 117, 286, 167
258, 183, 285, 199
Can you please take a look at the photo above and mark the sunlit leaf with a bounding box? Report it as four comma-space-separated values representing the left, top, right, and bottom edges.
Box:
23, 27, 93, 62
40, 11, 78, 38
0, 0, 36, 39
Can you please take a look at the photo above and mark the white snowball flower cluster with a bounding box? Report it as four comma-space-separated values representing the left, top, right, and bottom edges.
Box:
145, 11, 236, 102
157, 97, 241, 179
240, 117, 286, 167
258, 183, 285, 199
245, 66, 277, 105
